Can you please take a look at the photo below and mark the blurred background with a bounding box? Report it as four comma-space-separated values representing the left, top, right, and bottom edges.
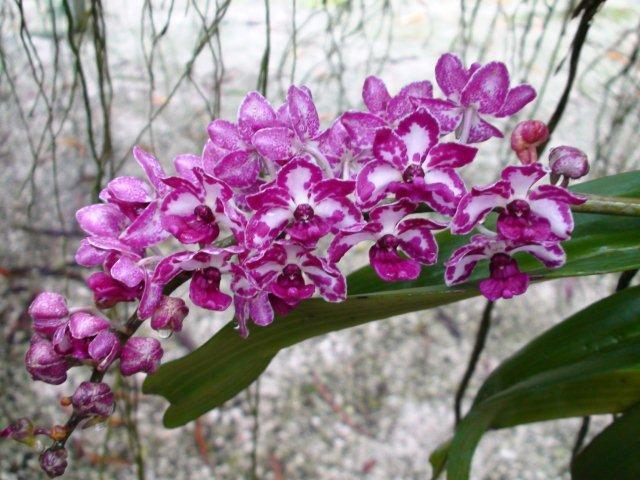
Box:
1, 0, 639, 478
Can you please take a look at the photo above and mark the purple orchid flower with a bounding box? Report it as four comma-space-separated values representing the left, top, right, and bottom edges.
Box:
362, 75, 434, 125
252, 85, 333, 174
329, 199, 446, 282
246, 158, 363, 249
444, 233, 566, 301
141, 245, 244, 316
420, 53, 536, 144
356, 109, 477, 213
205, 91, 281, 188
451, 163, 586, 242
160, 168, 245, 245
245, 241, 347, 306
231, 264, 275, 338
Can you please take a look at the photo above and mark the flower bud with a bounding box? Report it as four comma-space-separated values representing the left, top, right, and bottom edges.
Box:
87, 272, 141, 308
68, 312, 110, 339
25, 336, 69, 385
1, 418, 36, 446
549, 146, 589, 182
510, 120, 549, 165
150, 297, 188, 334
39, 448, 68, 478
28, 292, 69, 337
71, 382, 115, 419
120, 337, 163, 376
88, 330, 122, 371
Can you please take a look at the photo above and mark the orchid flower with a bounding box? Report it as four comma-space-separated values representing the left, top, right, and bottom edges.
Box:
252, 85, 333, 174
245, 241, 347, 306
444, 233, 566, 300
356, 109, 477, 213
362, 75, 433, 125
160, 168, 245, 245
205, 91, 280, 188
246, 158, 363, 249
420, 53, 536, 144
329, 199, 446, 281
451, 163, 586, 242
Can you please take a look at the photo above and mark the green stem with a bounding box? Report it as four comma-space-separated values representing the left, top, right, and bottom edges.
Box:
572, 194, 640, 217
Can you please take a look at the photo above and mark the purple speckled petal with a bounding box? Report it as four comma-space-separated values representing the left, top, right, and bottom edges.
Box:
435, 53, 470, 97
76, 204, 128, 238
466, 114, 504, 143
511, 242, 566, 269
207, 119, 244, 151
133, 146, 167, 195
106, 176, 152, 204
425, 142, 477, 169
362, 75, 391, 114
88, 330, 121, 372
28, 292, 69, 321
238, 91, 278, 139
450, 181, 511, 234
173, 154, 202, 183
300, 255, 346, 302
369, 244, 421, 282
497, 210, 552, 242
246, 206, 291, 250
287, 85, 320, 140
252, 127, 297, 162
372, 128, 408, 169
213, 150, 261, 189
369, 199, 416, 231
120, 201, 169, 249
246, 186, 291, 211
397, 80, 433, 100
276, 158, 323, 201
495, 84, 536, 117
311, 178, 355, 202
501, 163, 546, 197
314, 196, 364, 233
421, 168, 467, 216
460, 61, 509, 114
397, 219, 440, 265
417, 98, 463, 133
328, 226, 378, 264
395, 110, 439, 164
189, 270, 233, 311
110, 256, 144, 288
340, 111, 386, 150
527, 197, 574, 241
356, 159, 402, 209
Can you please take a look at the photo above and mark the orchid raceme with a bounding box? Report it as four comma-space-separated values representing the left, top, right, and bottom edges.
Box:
5, 53, 606, 478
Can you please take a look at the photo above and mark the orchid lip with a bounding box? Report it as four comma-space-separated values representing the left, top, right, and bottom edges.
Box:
402, 164, 425, 183
377, 234, 399, 250
506, 199, 530, 216
202, 267, 222, 284
194, 204, 215, 223
293, 204, 315, 222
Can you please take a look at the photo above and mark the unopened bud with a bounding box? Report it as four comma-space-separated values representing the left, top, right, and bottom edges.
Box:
25, 336, 69, 385
510, 120, 549, 165
28, 292, 69, 338
71, 382, 115, 419
150, 297, 189, 334
120, 337, 163, 376
549, 146, 589, 183
39, 448, 68, 478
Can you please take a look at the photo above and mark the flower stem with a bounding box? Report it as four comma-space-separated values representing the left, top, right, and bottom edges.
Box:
571, 194, 640, 217
454, 300, 495, 424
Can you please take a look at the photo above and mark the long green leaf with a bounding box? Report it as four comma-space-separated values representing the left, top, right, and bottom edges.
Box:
442, 286, 640, 479
144, 172, 640, 428
571, 402, 640, 480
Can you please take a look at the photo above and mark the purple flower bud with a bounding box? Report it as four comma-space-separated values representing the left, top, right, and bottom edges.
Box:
25, 336, 69, 385
28, 292, 69, 337
71, 382, 115, 418
120, 337, 163, 376
510, 120, 548, 165
68, 312, 110, 339
549, 146, 589, 181
39, 448, 68, 478
87, 272, 141, 308
1, 418, 35, 445
88, 330, 122, 371
150, 297, 189, 333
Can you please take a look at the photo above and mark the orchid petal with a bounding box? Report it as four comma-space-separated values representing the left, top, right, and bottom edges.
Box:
287, 85, 320, 140
356, 159, 402, 208
435, 53, 469, 97
461, 61, 510, 114
252, 127, 297, 162
495, 84, 536, 117
362, 75, 391, 114
396, 110, 439, 163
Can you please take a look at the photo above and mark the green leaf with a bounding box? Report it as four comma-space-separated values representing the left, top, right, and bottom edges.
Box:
443, 285, 640, 480
571, 402, 640, 480
144, 172, 640, 428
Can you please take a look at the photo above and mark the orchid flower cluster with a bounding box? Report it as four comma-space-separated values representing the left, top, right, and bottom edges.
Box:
2, 53, 590, 478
